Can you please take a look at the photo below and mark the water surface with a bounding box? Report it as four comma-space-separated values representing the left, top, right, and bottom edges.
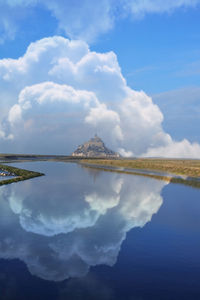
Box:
0, 161, 200, 299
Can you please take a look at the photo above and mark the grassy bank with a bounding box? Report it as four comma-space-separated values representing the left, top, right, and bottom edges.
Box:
79, 158, 200, 189
80, 158, 200, 178
0, 164, 44, 186
81, 164, 200, 189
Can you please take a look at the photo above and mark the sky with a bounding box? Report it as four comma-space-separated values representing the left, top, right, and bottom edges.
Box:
0, 0, 200, 157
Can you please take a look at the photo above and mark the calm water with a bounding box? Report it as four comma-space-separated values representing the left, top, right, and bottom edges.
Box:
0, 176, 15, 181
0, 161, 200, 300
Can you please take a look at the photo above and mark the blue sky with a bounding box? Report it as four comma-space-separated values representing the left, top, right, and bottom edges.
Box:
94, 8, 200, 93
1, 1, 200, 94
0, 0, 200, 157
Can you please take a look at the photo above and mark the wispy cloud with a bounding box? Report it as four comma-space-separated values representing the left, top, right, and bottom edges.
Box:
0, 0, 200, 43
175, 60, 200, 77
126, 65, 159, 77
122, 0, 200, 18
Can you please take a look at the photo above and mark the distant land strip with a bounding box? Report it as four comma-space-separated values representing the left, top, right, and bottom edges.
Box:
1, 155, 200, 188
79, 158, 200, 189
0, 164, 44, 186
80, 158, 200, 177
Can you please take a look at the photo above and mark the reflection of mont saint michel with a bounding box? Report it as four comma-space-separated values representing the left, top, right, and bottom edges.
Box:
72, 135, 120, 158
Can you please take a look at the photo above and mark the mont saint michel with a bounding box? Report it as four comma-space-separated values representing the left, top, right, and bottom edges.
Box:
72, 135, 120, 158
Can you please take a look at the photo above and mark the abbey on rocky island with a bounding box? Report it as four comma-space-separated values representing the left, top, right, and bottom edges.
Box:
72, 135, 120, 158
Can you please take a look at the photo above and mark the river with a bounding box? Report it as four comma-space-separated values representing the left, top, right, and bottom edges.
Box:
0, 161, 200, 299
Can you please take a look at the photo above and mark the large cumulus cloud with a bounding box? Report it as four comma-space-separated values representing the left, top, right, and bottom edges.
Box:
0, 36, 200, 157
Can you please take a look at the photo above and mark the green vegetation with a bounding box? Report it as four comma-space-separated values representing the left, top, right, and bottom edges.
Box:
0, 164, 44, 186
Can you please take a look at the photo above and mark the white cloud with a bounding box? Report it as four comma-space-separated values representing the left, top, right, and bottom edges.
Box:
144, 139, 200, 158
122, 0, 200, 18
0, 0, 114, 43
118, 148, 134, 157
85, 103, 123, 141
44, 0, 114, 43
8, 104, 22, 125
0, 0, 200, 43
0, 36, 200, 157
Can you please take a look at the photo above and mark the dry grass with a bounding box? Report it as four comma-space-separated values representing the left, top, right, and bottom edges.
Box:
80, 158, 200, 178
81, 164, 200, 189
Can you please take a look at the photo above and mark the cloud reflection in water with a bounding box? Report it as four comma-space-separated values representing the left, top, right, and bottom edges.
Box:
0, 162, 167, 281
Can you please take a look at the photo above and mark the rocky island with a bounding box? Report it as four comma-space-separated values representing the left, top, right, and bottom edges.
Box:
72, 135, 120, 158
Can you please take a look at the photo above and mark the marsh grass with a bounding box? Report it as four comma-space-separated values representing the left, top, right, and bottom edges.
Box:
81, 158, 200, 178
80, 158, 200, 189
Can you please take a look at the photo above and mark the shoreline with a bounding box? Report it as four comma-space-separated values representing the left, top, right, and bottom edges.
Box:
79, 158, 200, 178
79, 158, 200, 189
1, 155, 200, 189
79, 163, 200, 189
